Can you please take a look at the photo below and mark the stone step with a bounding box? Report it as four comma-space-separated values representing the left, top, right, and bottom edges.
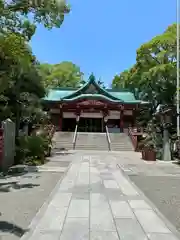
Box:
109, 133, 134, 152
75, 147, 108, 151
53, 131, 134, 152
77, 145, 108, 147
76, 142, 108, 144
111, 145, 132, 147
111, 148, 133, 151
54, 144, 72, 146
75, 132, 108, 150
75, 146, 108, 149
75, 143, 107, 145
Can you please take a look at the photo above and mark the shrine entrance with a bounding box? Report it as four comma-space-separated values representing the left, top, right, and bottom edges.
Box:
78, 118, 104, 132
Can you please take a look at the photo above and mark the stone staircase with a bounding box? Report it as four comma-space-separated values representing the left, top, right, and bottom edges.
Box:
52, 131, 134, 152
53, 132, 74, 151
75, 132, 109, 151
109, 133, 134, 151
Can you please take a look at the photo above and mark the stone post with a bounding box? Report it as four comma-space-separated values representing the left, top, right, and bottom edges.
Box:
162, 126, 171, 161
160, 109, 172, 161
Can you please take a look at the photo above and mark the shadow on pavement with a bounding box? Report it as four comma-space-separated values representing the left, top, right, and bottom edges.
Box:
0, 221, 28, 237
0, 182, 40, 192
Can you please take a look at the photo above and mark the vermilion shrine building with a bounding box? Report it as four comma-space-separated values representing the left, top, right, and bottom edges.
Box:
43, 76, 146, 133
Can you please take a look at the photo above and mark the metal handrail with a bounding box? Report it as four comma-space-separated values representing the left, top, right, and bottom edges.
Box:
73, 124, 78, 149
105, 125, 111, 151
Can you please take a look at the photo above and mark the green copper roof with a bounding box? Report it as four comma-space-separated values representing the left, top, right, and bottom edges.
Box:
43, 89, 141, 103
111, 92, 137, 102
43, 75, 140, 104
63, 75, 119, 101
63, 94, 121, 103
44, 89, 74, 101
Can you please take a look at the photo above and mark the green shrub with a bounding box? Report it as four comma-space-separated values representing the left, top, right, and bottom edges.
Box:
15, 134, 52, 165
15, 136, 30, 164
26, 135, 46, 160
15, 124, 55, 165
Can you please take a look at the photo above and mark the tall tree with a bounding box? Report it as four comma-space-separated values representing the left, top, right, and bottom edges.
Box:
112, 24, 177, 109
39, 61, 84, 88
0, 0, 71, 133
135, 24, 176, 107
0, 32, 45, 138
111, 24, 179, 159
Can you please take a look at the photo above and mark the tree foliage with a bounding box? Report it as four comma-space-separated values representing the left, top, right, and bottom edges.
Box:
112, 24, 178, 157
0, 0, 70, 136
0, 0, 70, 40
0, 32, 46, 137
38, 61, 84, 88
112, 24, 177, 109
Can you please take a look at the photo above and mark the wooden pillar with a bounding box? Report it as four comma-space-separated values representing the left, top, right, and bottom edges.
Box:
101, 118, 104, 132
59, 105, 63, 131
120, 109, 124, 132
131, 110, 136, 127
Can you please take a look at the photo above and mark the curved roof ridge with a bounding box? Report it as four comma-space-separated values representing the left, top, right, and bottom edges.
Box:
62, 74, 120, 101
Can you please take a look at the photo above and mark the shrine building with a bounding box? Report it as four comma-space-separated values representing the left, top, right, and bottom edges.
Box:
43, 75, 146, 133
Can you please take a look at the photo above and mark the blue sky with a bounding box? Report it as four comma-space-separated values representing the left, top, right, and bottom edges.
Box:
30, 0, 176, 87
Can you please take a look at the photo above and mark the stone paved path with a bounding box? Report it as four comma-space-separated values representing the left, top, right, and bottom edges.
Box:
21, 151, 180, 240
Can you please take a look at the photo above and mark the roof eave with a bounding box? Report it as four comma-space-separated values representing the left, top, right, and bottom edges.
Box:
62, 96, 121, 103
140, 101, 150, 104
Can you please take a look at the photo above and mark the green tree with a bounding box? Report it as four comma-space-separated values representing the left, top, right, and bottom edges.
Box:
112, 70, 132, 89
112, 24, 177, 109
39, 61, 84, 88
0, 0, 70, 40
0, 33, 45, 137
112, 24, 178, 158
0, 0, 71, 133
135, 24, 176, 107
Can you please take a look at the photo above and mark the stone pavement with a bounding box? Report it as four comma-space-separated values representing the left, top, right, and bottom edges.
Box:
21, 151, 180, 240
